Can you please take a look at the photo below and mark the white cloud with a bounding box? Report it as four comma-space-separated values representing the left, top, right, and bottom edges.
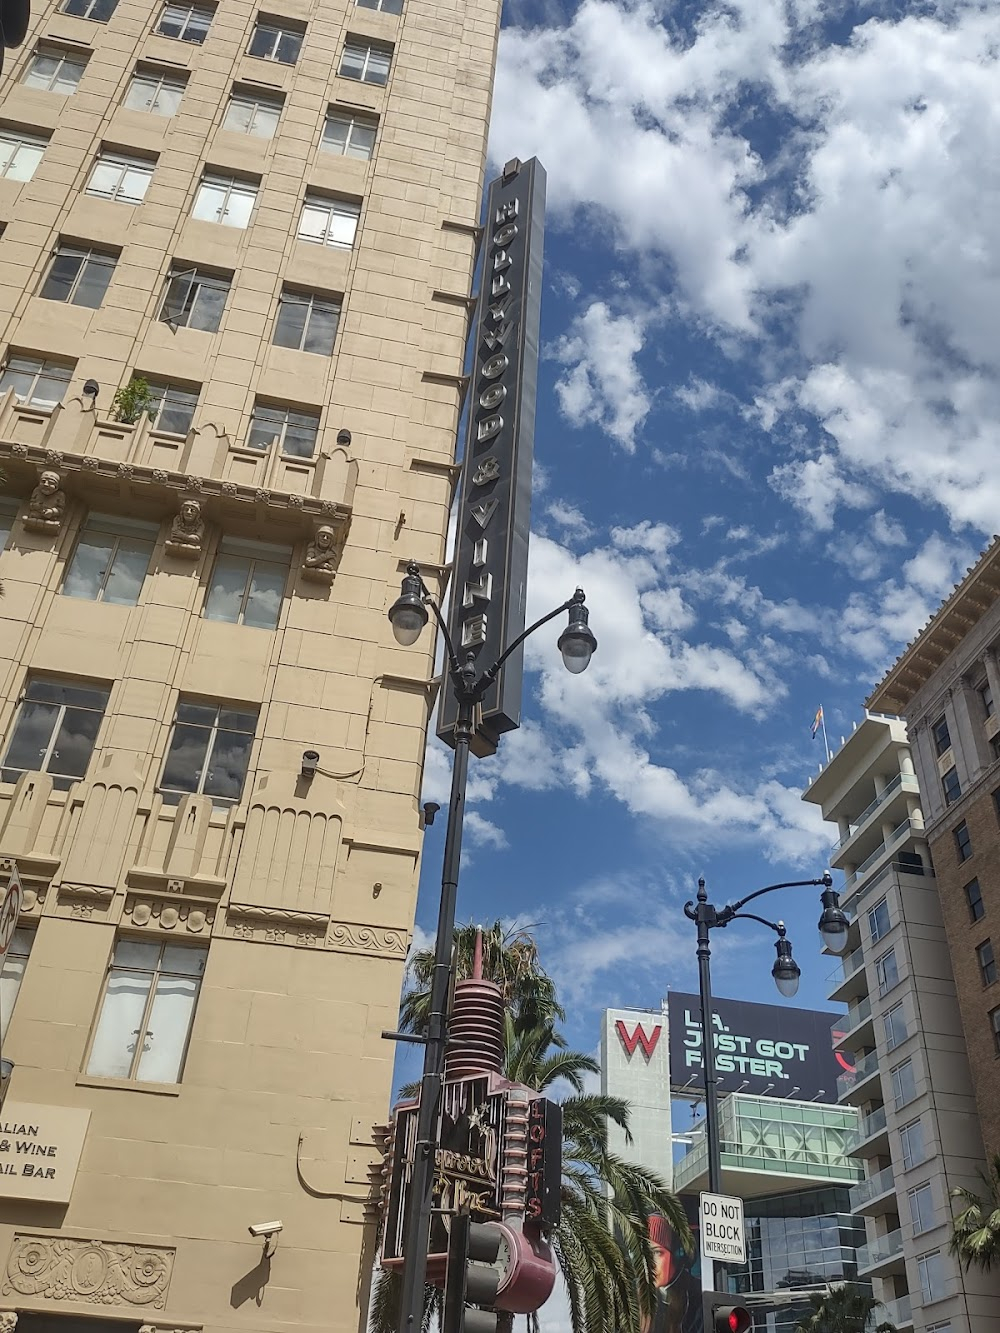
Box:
491, 1, 1000, 534
551, 302, 652, 451
676, 377, 723, 411
546, 500, 595, 542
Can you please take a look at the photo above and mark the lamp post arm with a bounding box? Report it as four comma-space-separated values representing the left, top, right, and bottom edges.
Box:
728, 911, 784, 935
477, 589, 583, 691
411, 569, 464, 680
723, 873, 832, 922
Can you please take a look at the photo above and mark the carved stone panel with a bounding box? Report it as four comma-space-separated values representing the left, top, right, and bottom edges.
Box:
4, 1236, 174, 1308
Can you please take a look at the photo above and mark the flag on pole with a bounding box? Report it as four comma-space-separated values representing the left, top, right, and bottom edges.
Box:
811, 706, 824, 739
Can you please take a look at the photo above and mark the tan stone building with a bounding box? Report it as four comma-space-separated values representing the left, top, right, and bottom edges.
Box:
0, 0, 502, 1326
870, 539, 1000, 1168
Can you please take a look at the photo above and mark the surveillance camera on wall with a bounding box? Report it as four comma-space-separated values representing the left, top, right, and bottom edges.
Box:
248, 1221, 283, 1238
300, 750, 319, 778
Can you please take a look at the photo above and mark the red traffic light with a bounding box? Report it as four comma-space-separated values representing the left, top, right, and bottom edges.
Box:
718, 1307, 752, 1333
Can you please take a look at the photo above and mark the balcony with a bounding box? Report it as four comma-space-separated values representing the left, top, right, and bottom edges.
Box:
844, 818, 915, 888
828, 946, 869, 1003
876, 1295, 912, 1329
857, 1227, 904, 1275
832, 995, 873, 1048
846, 1105, 888, 1153
838, 772, 919, 847
838, 1048, 880, 1104
850, 1163, 896, 1213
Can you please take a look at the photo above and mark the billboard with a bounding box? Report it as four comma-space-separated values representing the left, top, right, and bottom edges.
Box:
600, 1006, 672, 1189
438, 157, 546, 757
667, 992, 853, 1103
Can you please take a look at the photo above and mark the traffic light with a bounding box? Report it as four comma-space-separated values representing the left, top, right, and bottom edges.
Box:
703, 1292, 753, 1333
0, 0, 30, 75
442, 1212, 501, 1333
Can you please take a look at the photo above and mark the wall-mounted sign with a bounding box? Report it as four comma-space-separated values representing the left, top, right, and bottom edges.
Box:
668, 992, 854, 1103
0, 1102, 91, 1203
525, 1097, 561, 1229
438, 157, 547, 757
616, 1019, 662, 1060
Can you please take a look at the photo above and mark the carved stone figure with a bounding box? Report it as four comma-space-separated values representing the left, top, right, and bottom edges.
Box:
23, 470, 66, 534
165, 498, 204, 559
4, 1235, 174, 1308
301, 523, 339, 584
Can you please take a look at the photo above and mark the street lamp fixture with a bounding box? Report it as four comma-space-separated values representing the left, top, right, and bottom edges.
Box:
387, 560, 596, 1333
817, 886, 851, 955
771, 928, 800, 998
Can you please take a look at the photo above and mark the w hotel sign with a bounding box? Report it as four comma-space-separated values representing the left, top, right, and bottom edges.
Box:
438, 157, 546, 757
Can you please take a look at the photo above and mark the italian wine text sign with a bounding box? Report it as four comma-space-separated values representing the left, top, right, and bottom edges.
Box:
0, 1102, 90, 1203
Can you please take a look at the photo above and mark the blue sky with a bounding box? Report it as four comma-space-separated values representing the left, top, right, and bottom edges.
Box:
394, 0, 997, 1093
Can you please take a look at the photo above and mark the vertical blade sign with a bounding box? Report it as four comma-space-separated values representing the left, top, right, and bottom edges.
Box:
437, 157, 547, 757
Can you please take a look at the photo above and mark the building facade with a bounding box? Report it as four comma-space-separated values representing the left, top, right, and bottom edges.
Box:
870, 541, 1000, 1170
803, 713, 998, 1331
600, 1005, 673, 1191
673, 1093, 866, 1333
0, 0, 502, 1328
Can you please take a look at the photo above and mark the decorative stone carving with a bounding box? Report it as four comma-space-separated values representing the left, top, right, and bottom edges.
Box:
301, 523, 340, 584
221, 482, 237, 496
23, 470, 66, 534
254, 489, 271, 504
4, 1236, 174, 1308
10, 444, 27, 458
125, 893, 213, 935
117, 463, 133, 479
81, 456, 100, 470
165, 498, 204, 559
43, 450, 63, 467
184, 475, 204, 492
151, 469, 168, 483
0, 1309, 17, 1332
328, 922, 407, 958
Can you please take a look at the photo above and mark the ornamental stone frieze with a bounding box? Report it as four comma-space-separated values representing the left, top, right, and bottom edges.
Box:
4, 1236, 174, 1308
221, 904, 407, 958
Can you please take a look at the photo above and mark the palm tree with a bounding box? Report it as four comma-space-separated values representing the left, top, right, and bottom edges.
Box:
950, 1152, 1000, 1272
371, 923, 692, 1333
794, 1282, 895, 1333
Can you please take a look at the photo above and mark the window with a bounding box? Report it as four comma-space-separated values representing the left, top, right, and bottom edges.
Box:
942, 766, 961, 806
932, 715, 951, 756
991, 1006, 1000, 1056
965, 877, 985, 923
222, 89, 282, 138
192, 174, 257, 228
339, 37, 391, 84
205, 538, 289, 630
0, 130, 47, 182
883, 1001, 907, 1052
356, 0, 401, 12
900, 1117, 927, 1170
86, 939, 206, 1083
23, 48, 87, 93
62, 0, 117, 20
1, 678, 109, 789
40, 245, 117, 307
156, 1, 212, 41
875, 947, 899, 997
978, 938, 997, 986
992, 734, 1000, 763
981, 682, 995, 718
0, 355, 73, 408
890, 1058, 917, 1109
247, 18, 302, 62
0, 498, 17, 553
146, 380, 198, 434
124, 68, 186, 115
246, 402, 320, 457
85, 152, 154, 204
954, 820, 972, 861
273, 289, 341, 355
917, 1250, 946, 1303
908, 1182, 935, 1236
158, 266, 230, 332
1, 928, 34, 1039
63, 513, 157, 606
322, 109, 377, 159
868, 897, 890, 944
298, 193, 360, 249
159, 701, 257, 805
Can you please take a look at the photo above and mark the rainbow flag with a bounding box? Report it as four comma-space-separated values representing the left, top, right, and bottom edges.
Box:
811, 706, 824, 739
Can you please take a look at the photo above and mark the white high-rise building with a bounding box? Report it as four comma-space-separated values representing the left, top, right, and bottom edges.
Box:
600, 1004, 673, 1188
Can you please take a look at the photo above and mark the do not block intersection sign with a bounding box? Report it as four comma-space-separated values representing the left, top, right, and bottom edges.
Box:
700, 1191, 746, 1264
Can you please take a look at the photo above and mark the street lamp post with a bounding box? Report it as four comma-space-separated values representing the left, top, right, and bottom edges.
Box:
683, 873, 851, 1197
387, 561, 597, 1333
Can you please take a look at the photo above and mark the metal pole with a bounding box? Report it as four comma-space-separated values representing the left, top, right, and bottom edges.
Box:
694, 876, 723, 1198
396, 682, 473, 1332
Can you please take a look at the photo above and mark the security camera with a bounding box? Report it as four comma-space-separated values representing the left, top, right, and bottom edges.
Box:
300, 750, 319, 779
248, 1221, 283, 1238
